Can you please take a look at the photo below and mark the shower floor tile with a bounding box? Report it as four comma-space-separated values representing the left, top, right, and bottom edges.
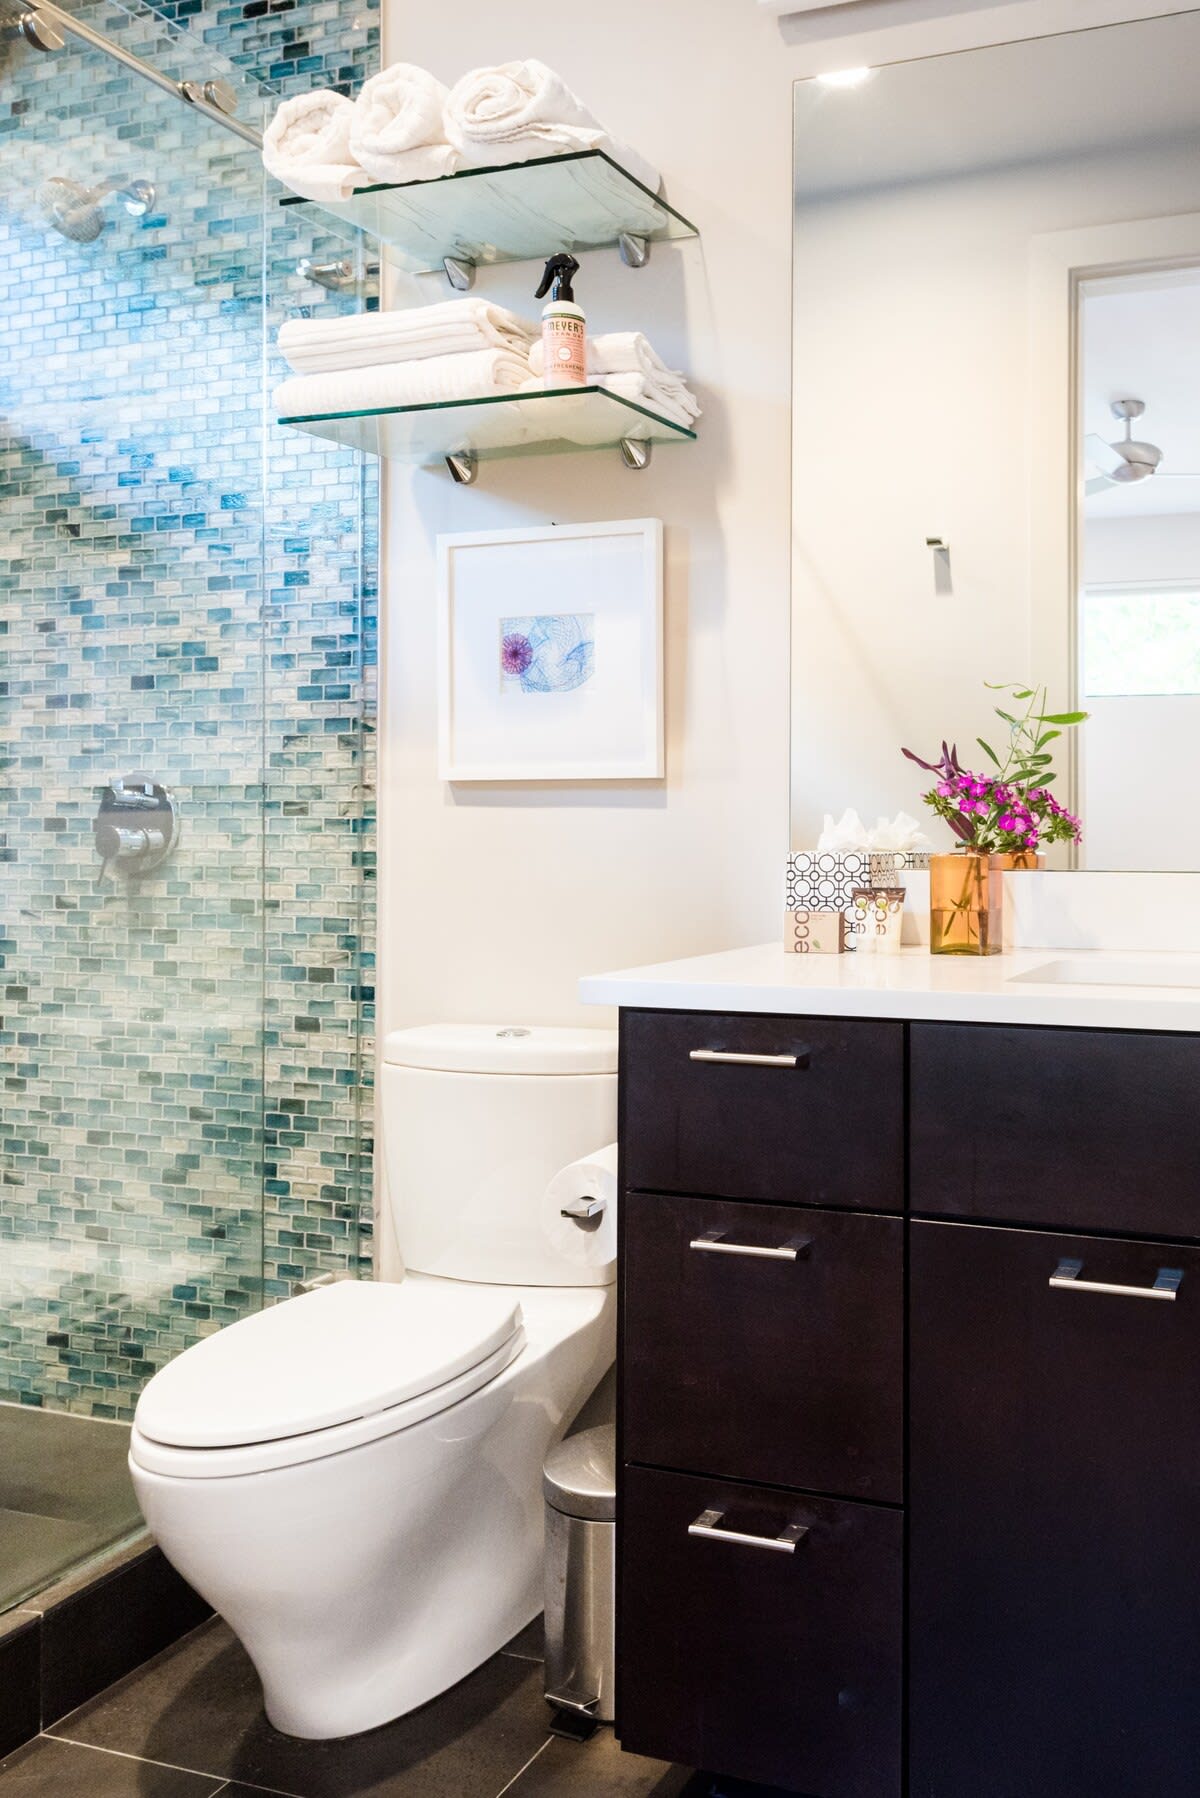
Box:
17, 1615, 734, 1798
0, 1405, 142, 1613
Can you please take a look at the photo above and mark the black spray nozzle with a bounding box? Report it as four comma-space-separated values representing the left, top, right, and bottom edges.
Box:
535, 253, 580, 303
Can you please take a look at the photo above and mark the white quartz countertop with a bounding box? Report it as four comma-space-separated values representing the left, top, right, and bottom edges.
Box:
579, 943, 1200, 1033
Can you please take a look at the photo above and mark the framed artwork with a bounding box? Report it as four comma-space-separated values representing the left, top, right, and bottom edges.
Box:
437, 518, 664, 781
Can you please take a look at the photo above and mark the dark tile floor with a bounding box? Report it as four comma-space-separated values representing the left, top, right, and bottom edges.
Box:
0, 1404, 142, 1612
0, 1614, 758, 1798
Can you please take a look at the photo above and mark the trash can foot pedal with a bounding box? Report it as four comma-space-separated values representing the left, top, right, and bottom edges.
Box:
546, 1689, 602, 1741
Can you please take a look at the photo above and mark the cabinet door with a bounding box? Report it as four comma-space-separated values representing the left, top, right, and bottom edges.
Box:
910, 1221, 1200, 1798
620, 1466, 902, 1798
623, 1194, 903, 1500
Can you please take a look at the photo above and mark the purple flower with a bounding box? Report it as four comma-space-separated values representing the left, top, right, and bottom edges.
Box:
501, 632, 533, 676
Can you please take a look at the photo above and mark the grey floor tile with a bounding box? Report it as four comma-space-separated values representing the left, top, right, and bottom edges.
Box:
51, 1617, 555, 1797
0, 1733, 224, 1796
503, 1730, 699, 1797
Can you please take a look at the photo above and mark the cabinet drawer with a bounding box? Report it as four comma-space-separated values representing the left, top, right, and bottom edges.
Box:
623, 1194, 903, 1500
619, 1466, 902, 1797
621, 1010, 904, 1206
911, 1022, 1200, 1238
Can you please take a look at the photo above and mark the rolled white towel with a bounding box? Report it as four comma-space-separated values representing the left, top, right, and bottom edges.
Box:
350, 62, 460, 185
275, 347, 532, 418
278, 298, 535, 374
263, 90, 366, 203
445, 60, 660, 193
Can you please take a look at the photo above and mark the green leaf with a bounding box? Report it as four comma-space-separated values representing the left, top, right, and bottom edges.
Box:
976, 738, 1001, 767
1040, 711, 1089, 725
1034, 730, 1061, 750
1012, 688, 1034, 700
993, 709, 1018, 725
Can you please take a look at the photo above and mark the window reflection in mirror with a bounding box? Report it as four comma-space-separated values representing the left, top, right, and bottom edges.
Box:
1078, 266, 1200, 869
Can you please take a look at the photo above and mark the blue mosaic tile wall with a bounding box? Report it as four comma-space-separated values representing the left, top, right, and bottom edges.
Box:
0, 0, 378, 1416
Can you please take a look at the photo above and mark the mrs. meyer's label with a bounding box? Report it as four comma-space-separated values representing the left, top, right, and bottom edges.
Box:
542, 312, 587, 386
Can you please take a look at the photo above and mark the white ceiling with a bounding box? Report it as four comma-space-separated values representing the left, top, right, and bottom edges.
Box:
1083, 267, 1200, 518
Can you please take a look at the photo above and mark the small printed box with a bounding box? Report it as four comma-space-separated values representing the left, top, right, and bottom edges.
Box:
784, 909, 847, 954
787, 850, 928, 949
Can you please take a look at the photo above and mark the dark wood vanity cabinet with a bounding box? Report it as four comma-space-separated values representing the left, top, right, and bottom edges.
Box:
617, 1008, 1200, 1798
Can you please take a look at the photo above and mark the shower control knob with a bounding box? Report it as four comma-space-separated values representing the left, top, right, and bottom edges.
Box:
93, 773, 179, 880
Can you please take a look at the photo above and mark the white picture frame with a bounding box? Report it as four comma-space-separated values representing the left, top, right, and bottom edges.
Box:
437, 518, 664, 782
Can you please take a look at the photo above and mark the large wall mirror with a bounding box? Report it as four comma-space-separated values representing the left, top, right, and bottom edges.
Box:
790, 13, 1200, 867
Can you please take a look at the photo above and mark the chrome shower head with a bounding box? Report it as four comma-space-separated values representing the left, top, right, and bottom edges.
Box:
37, 175, 156, 241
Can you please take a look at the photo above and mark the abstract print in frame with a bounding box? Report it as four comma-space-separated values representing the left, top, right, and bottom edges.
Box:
438, 519, 664, 781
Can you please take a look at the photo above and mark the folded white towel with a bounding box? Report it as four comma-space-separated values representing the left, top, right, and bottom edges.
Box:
278, 299, 535, 375
519, 371, 697, 431
531, 330, 677, 381
349, 62, 460, 185
275, 347, 532, 417
262, 90, 366, 203
444, 60, 660, 192
528, 332, 700, 422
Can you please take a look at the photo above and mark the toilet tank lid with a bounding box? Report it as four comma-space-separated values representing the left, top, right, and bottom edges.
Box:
382, 1024, 618, 1076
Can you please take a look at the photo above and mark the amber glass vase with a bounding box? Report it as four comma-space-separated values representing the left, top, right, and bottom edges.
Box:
993, 850, 1044, 871
929, 851, 1004, 956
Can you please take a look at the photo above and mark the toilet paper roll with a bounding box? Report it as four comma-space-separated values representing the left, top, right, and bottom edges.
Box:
541, 1143, 619, 1272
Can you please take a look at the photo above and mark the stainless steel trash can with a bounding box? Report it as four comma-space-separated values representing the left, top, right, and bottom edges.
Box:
542, 1423, 616, 1725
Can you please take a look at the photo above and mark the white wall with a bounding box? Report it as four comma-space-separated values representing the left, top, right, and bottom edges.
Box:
379, 0, 1197, 1050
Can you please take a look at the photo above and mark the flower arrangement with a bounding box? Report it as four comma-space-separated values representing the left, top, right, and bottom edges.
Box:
902, 682, 1086, 855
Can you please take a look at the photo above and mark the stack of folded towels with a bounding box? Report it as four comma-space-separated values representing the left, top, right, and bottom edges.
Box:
262, 58, 660, 203
526, 332, 701, 431
273, 297, 538, 417
273, 301, 701, 430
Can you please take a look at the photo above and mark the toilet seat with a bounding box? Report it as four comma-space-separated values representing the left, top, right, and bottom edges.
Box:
130, 1276, 525, 1479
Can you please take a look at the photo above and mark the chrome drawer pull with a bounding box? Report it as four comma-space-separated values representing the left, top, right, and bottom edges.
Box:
689, 1049, 807, 1069
688, 1508, 809, 1554
690, 1228, 813, 1261
1049, 1258, 1183, 1301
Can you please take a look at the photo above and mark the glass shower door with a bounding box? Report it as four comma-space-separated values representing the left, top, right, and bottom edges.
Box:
0, 0, 270, 1608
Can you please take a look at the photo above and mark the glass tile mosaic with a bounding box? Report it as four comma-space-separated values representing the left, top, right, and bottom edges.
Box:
0, 0, 378, 1428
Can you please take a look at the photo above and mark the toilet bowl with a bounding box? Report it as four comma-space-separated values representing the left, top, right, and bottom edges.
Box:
129, 1024, 618, 1740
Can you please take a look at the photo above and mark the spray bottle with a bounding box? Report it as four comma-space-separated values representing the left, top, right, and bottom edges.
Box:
535, 253, 586, 388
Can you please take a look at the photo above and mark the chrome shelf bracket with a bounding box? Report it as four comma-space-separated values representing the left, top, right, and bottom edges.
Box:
618, 231, 650, 269
446, 450, 479, 485
443, 256, 476, 292
620, 437, 652, 471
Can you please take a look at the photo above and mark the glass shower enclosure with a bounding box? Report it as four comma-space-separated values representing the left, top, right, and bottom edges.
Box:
0, 0, 376, 1612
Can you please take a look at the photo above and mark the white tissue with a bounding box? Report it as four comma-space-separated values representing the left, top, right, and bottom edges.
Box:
869, 811, 932, 852
816, 808, 931, 853
541, 1143, 618, 1282
816, 808, 870, 852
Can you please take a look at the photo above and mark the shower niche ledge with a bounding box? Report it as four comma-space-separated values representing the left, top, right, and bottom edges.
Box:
278, 149, 698, 283
279, 385, 696, 483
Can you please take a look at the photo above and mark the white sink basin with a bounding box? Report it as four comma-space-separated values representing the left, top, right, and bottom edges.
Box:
1009, 957, 1200, 991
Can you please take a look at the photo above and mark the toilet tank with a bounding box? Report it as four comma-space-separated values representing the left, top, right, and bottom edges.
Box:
380, 1025, 618, 1287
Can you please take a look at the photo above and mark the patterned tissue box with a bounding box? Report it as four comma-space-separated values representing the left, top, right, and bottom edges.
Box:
786, 850, 929, 949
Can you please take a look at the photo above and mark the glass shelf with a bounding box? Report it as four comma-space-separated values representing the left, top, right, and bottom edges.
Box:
279, 385, 696, 475
278, 150, 698, 276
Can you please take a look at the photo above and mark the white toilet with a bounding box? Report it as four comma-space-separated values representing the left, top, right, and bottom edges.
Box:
129, 1024, 617, 1741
